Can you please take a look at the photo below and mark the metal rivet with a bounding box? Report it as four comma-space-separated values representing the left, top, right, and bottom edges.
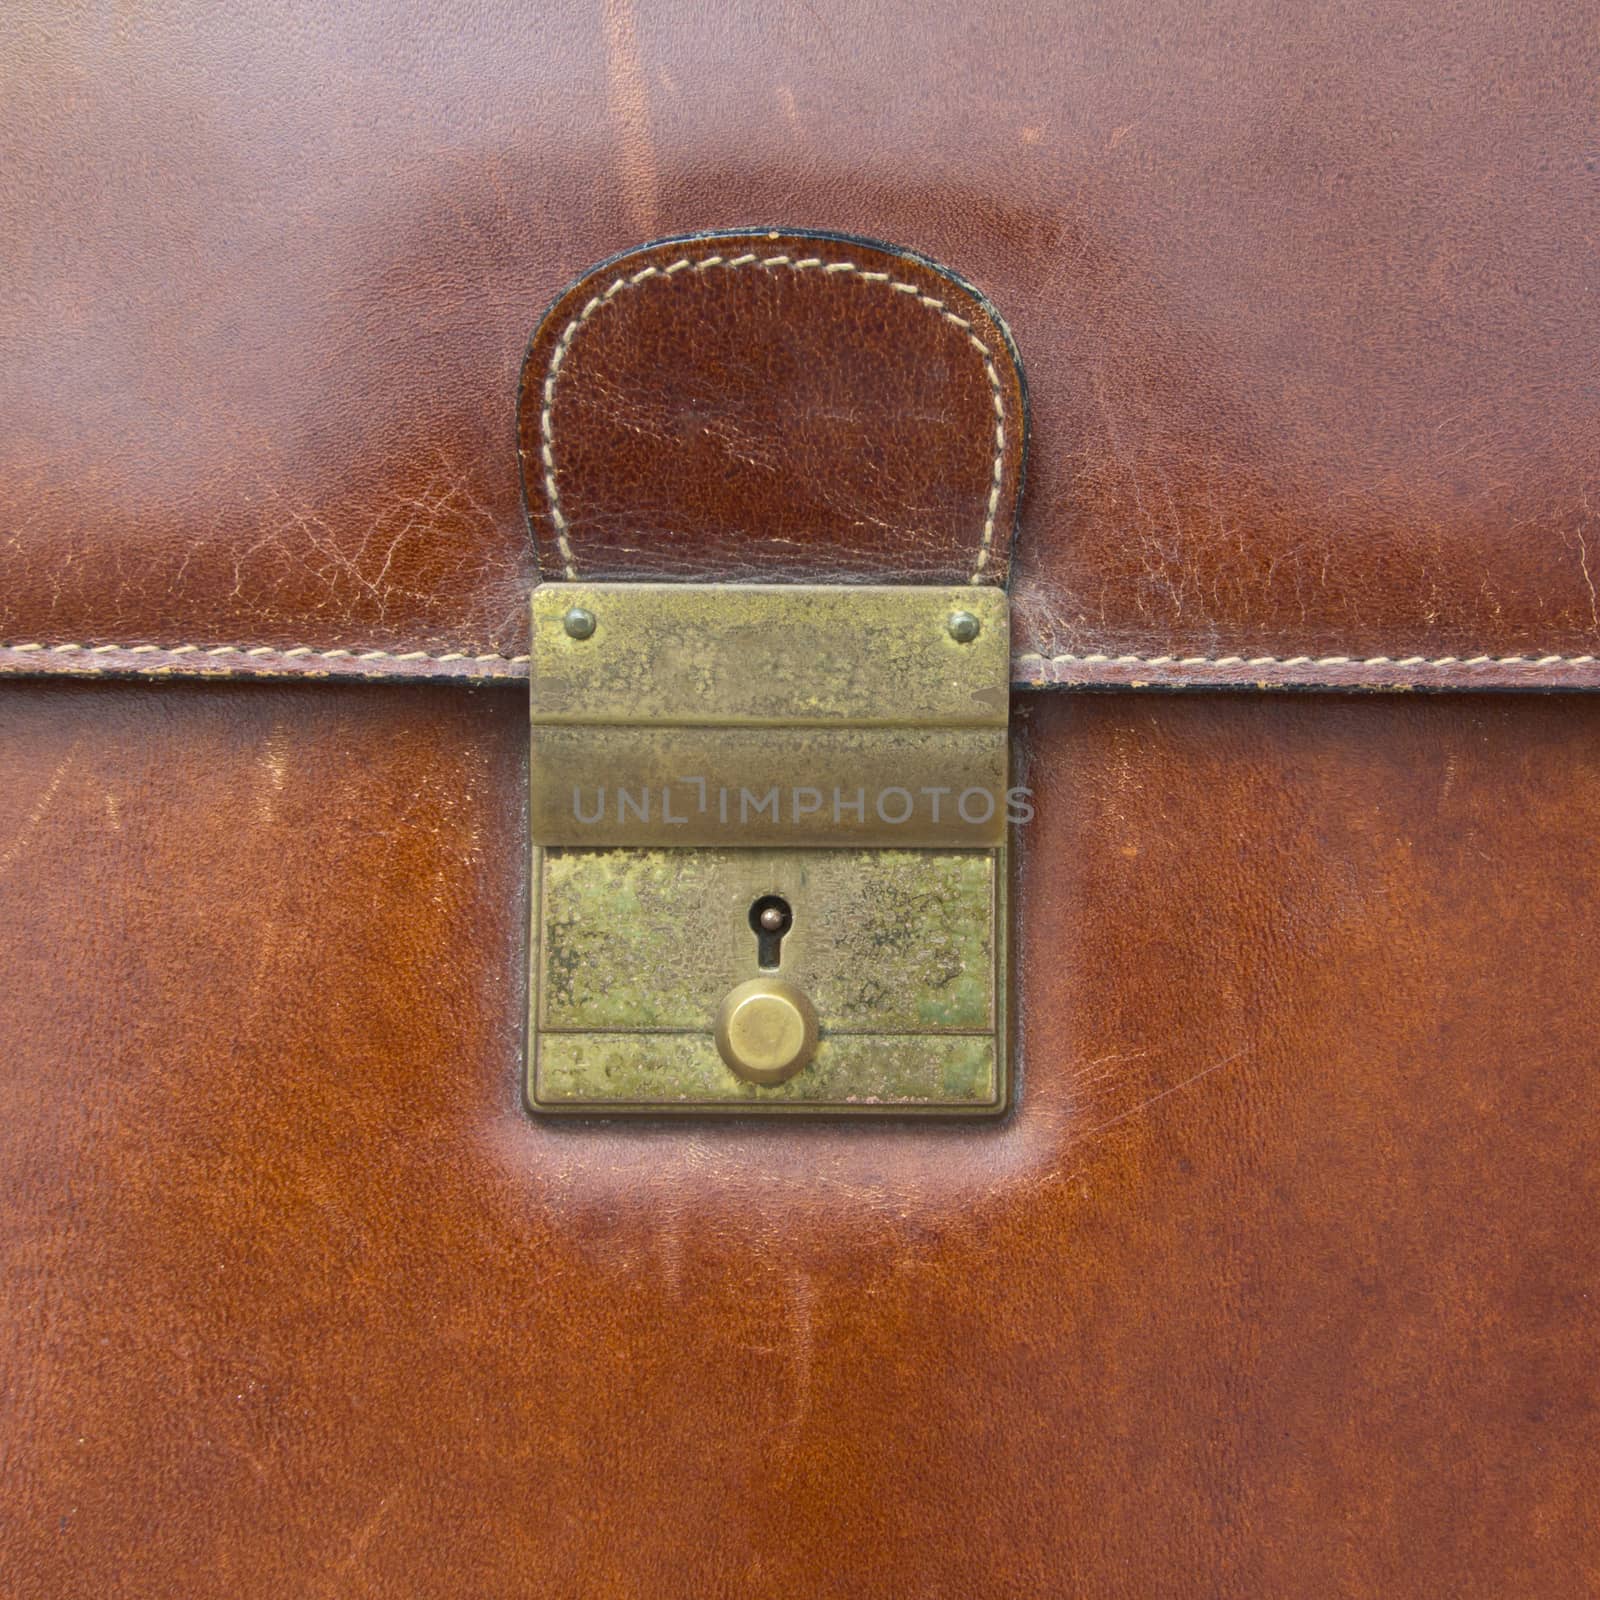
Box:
563, 606, 597, 640
947, 610, 982, 644
758, 905, 786, 932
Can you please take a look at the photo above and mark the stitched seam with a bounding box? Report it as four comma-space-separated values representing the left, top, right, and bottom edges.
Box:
0, 643, 530, 665
1013, 652, 1600, 668
7, 643, 1600, 674
539, 251, 1009, 584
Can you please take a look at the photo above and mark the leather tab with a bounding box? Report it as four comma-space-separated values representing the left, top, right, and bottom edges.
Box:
518, 231, 1027, 588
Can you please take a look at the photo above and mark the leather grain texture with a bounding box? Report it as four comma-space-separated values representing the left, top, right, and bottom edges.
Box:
4, 2, 1600, 683
4, 5, 1597, 1593
2, 682, 1597, 1597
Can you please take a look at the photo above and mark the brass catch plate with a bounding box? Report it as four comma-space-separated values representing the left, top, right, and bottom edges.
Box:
528, 584, 1008, 847
527, 583, 1011, 1117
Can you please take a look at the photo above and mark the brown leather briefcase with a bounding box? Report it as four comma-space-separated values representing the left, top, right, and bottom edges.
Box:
5, 4, 1597, 1595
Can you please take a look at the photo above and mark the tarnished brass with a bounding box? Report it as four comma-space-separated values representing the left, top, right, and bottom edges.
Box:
715, 979, 819, 1084
529, 584, 1009, 847
538, 848, 994, 1031
530, 584, 1008, 726
527, 582, 1011, 1117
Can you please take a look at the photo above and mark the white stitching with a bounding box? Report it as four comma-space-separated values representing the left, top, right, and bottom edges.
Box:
0, 643, 530, 667
1013, 652, 1600, 670
538, 252, 1009, 584
7, 642, 1600, 679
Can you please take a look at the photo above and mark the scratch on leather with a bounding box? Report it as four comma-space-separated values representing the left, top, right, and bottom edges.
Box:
1075, 1047, 1252, 1142
0, 748, 78, 876
537, 251, 1009, 583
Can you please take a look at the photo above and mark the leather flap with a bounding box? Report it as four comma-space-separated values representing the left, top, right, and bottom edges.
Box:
3, 3, 1598, 690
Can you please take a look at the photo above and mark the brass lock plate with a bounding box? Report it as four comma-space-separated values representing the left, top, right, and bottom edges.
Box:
531, 846, 1005, 1113
526, 583, 1011, 1117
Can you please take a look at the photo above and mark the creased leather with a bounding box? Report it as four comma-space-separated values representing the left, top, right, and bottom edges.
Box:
4, 1, 1600, 685
2, 682, 1597, 1596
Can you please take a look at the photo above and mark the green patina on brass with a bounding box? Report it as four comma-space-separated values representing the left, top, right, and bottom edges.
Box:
526, 582, 1011, 1117
537, 1033, 996, 1108
540, 848, 992, 1033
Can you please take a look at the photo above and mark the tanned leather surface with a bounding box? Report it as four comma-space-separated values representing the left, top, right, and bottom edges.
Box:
518, 233, 1024, 588
4, 7, 1598, 1594
2, 682, 1596, 1597
5, 2, 1600, 683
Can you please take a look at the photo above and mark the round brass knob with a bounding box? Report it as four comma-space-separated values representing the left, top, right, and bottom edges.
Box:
715, 978, 818, 1086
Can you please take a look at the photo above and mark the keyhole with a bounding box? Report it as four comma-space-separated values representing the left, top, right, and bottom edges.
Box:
749, 895, 793, 970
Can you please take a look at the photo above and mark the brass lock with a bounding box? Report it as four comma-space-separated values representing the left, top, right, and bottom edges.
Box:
527, 583, 1010, 1116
